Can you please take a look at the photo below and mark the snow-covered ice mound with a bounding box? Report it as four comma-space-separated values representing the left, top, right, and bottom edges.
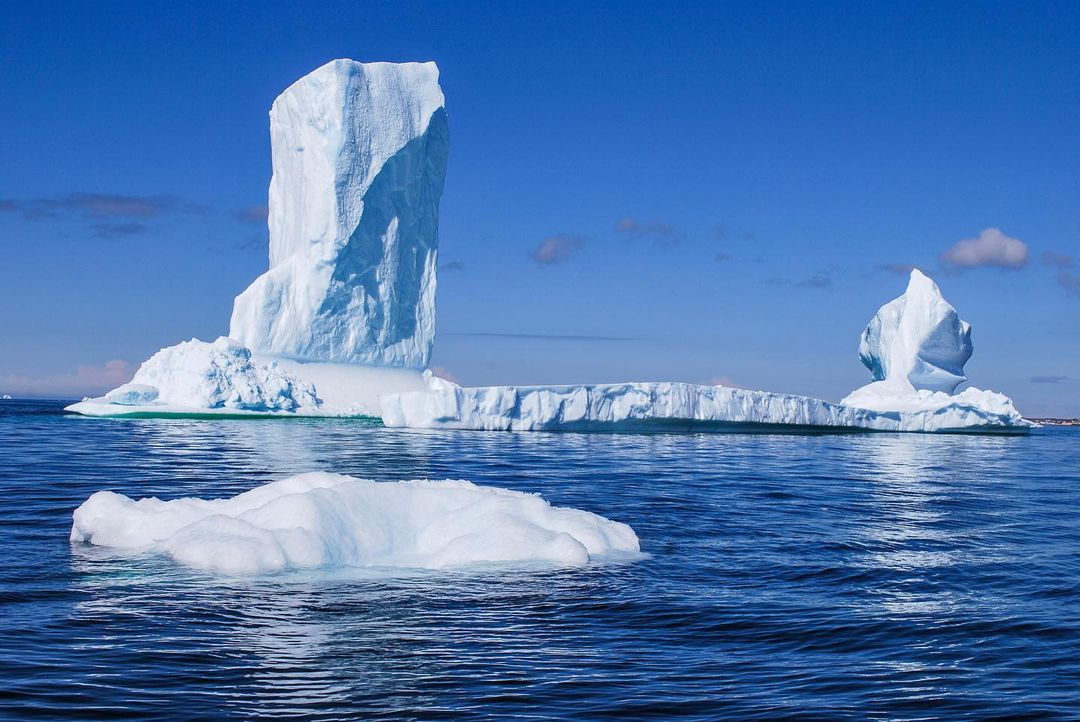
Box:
70, 472, 640, 575
68, 340, 432, 418
67, 337, 321, 417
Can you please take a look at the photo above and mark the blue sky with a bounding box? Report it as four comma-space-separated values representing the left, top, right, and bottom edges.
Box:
1, 1, 1078, 415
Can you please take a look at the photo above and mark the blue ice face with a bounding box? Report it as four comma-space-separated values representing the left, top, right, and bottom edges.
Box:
858, 270, 974, 394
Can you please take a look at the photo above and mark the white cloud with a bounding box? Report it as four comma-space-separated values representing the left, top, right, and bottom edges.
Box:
940, 227, 1028, 270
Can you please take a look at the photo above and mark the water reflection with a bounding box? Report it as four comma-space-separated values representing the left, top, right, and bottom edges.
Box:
854, 433, 1027, 618
6, 402, 1076, 719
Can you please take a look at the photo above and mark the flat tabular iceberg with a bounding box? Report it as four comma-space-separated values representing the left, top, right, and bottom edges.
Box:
380, 270, 1029, 434
70, 472, 640, 575
380, 379, 1027, 434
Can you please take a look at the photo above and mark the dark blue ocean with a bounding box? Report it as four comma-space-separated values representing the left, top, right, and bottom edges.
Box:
1, 399, 1078, 720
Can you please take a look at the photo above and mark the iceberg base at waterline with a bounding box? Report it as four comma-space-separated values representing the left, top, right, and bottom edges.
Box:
70, 472, 642, 575
379, 380, 1031, 434
65, 337, 430, 418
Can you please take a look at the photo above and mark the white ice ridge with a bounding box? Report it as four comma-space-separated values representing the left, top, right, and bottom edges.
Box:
230, 59, 449, 368
381, 270, 1030, 434
380, 380, 1028, 434
70, 472, 641, 575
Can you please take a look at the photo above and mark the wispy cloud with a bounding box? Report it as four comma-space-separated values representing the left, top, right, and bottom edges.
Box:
1057, 271, 1080, 299
797, 274, 832, 289
440, 260, 466, 272
531, 235, 584, 265
1030, 375, 1069, 384
940, 227, 1028, 270
1042, 251, 1075, 269
615, 216, 677, 243
714, 251, 732, 262
881, 262, 916, 275
235, 233, 266, 251
236, 205, 269, 223
713, 225, 756, 243
764, 273, 832, 289
91, 222, 149, 239
1041, 251, 1080, 299
0, 192, 190, 221
1, 360, 133, 398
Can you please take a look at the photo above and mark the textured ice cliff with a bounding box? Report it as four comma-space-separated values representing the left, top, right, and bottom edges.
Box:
71, 472, 641, 575
230, 59, 449, 368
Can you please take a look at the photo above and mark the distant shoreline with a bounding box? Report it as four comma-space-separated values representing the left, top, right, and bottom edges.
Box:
1028, 418, 1080, 427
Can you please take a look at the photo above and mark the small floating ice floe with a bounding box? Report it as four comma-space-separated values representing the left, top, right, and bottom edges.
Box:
70, 472, 641, 575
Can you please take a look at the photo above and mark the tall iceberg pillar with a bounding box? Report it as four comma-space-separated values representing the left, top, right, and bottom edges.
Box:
230, 59, 449, 368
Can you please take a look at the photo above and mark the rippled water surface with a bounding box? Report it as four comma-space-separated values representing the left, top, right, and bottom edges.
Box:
1, 399, 1078, 719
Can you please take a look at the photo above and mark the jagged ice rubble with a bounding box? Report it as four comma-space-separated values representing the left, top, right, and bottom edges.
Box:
67, 60, 1029, 433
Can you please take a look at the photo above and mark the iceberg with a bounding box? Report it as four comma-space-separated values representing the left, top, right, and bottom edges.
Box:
230, 59, 448, 368
380, 270, 1030, 434
839, 270, 1021, 421
67, 337, 321, 417
70, 472, 641, 575
66, 59, 1028, 434
855, 269, 972, 394
68, 59, 448, 418
380, 380, 1027, 434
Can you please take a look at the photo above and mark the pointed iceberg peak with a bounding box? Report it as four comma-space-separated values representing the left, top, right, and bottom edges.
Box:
230, 59, 450, 367
858, 268, 973, 393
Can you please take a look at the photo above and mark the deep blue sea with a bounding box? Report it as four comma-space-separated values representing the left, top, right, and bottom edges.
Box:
1, 399, 1078, 720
